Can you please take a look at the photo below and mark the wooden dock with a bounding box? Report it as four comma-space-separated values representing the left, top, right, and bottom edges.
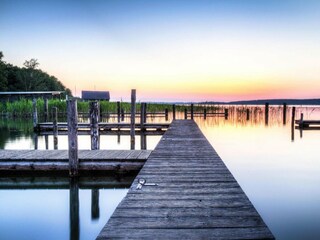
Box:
97, 120, 274, 239
0, 150, 151, 173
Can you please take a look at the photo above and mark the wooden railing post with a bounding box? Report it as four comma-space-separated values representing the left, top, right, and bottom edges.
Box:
172, 104, 176, 120
130, 89, 136, 150
67, 99, 78, 177
90, 101, 100, 150
53, 107, 58, 150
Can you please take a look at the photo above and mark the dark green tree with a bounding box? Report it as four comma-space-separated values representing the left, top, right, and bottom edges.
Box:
0, 52, 8, 91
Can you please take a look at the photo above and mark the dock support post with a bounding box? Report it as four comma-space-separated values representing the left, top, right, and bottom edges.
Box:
144, 103, 147, 123
32, 98, 38, 130
91, 189, 100, 220
44, 98, 49, 122
130, 89, 136, 150
141, 131, 147, 150
117, 101, 121, 123
165, 108, 168, 121
184, 108, 187, 119
67, 99, 79, 177
204, 108, 207, 119
265, 103, 269, 125
291, 107, 296, 141
246, 109, 250, 121
191, 104, 194, 120
140, 102, 146, 132
121, 109, 125, 121
90, 101, 100, 150
172, 104, 176, 120
224, 108, 229, 120
53, 107, 58, 150
70, 178, 79, 240
283, 103, 287, 125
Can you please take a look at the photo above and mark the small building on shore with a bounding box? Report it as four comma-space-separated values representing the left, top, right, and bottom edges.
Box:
82, 91, 110, 101
0, 91, 64, 102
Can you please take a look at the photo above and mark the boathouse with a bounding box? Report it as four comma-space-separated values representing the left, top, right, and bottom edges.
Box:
82, 91, 110, 101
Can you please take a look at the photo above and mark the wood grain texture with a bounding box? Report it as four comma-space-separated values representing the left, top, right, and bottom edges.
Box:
97, 120, 274, 239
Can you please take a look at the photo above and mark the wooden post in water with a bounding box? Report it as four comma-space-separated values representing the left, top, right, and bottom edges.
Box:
165, 108, 168, 121
224, 108, 229, 120
172, 104, 176, 120
117, 101, 121, 123
70, 178, 79, 240
204, 108, 207, 120
299, 113, 303, 138
121, 109, 125, 121
143, 103, 147, 123
33, 133, 38, 150
191, 104, 194, 120
32, 98, 38, 130
283, 103, 287, 125
91, 189, 100, 220
53, 107, 58, 150
67, 99, 79, 177
44, 98, 49, 122
140, 131, 147, 150
265, 103, 269, 125
140, 102, 146, 132
130, 89, 136, 150
45, 135, 49, 150
246, 109, 250, 121
291, 107, 296, 141
90, 101, 100, 150
184, 108, 187, 119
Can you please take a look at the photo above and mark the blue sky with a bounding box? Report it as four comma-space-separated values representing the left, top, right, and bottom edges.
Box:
1, 0, 320, 101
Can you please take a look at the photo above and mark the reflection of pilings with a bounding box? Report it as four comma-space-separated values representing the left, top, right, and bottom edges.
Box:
140, 132, 147, 150
33, 133, 38, 150
45, 135, 49, 150
53, 107, 58, 150
172, 104, 176, 120
90, 101, 100, 150
70, 178, 79, 240
130, 89, 136, 150
283, 103, 287, 125
117, 132, 121, 144
265, 103, 269, 125
91, 189, 100, 220
291, 107, 296, 142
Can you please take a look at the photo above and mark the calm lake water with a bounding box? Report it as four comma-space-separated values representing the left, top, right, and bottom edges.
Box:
1, 106, 320, 240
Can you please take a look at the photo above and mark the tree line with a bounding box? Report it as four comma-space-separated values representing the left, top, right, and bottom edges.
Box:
0, 51, 72, 96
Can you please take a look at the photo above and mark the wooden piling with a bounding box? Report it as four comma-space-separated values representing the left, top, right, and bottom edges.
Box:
140, 131, 147, 150
283, 103, 287, 125
184, 108, 187, 119
299, 113, 304, 127
291, 107, 296, 140
130, 89, 136, 150
143, 103, 147, 123
121, 109, 125, 121
172, 104, 176, 120
44, 98, 49, 122
117, 101, 121, 123
91, 189, 100, 220
67, 99, 79, 177
90, 101, 100, 150
32, 98, 38, 130
53, 107, 58, 150
140, 103, 146, 132
190, 104, 194, 120
204, 108, 207, 119
45, 135, 49, 150
165, 108, 168, 121
246, 109, 250, 121
265, 103, 269, 125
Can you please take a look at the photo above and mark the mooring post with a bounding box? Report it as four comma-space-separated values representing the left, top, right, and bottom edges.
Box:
45, 135, 49, 150
53, 107, 58, 150
67, 99, 79, 177
143, 103, 147, 123
165, 108, 168, 121
141, 131, 147, 150
70, 178, 79, 240
191, 104, 194, 120
90, 101, 100, 150
117, 101, 121, 123
33, 133, 38, 150
140, 102, 145, 131
172, 104, 176, 120
32, 98, 38, 130
184, 108, 187, 119
291, 106, 296, 141
265, 103, 269, 125
299, 113, 304, 127
91, 189, 100, 220
204, 108, 207, 120
246, 109, 250, 121
130, 89, 136, 150
283, 103, 287, 125
224, 108, 229, 120
44, 98, 49, 122
121, 109, 125, 121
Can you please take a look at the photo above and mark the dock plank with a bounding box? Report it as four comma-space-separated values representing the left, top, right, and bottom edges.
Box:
97, 120, 274, 239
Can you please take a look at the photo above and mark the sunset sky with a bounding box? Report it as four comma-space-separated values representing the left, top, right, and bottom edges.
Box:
1, 0, 320, 102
